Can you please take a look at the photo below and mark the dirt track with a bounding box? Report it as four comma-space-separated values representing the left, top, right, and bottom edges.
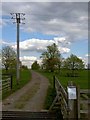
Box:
2, 71, 49, 111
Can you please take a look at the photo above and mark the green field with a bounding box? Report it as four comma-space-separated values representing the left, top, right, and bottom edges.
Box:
2, 69, 31, 99
38, 69, 89, 89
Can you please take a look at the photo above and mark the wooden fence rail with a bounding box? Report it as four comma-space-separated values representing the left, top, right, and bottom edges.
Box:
55, 78, 68, 101
55, 77, 69, 119
2, 79, 10, 92
49, 76, 69, 119
49, 76, 90, 120
78, 89, 90, 119
1, 74, 13, 92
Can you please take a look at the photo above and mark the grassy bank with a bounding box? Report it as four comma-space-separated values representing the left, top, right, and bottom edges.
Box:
2, 69, 32, 99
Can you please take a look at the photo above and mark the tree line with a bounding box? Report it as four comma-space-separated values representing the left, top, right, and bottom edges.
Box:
2, 44, 85, 76
31, 43, 85, 76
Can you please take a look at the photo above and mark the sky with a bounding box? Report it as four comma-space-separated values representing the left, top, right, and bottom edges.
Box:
0, 1, 89, 68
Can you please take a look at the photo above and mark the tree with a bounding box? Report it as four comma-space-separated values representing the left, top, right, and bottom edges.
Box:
41, 43, 61, 72
21, 65, 28, 70
57, 58, 63, 72
63, 54, 85, 76
2, 46, 17, 71
31, 61, 40, 70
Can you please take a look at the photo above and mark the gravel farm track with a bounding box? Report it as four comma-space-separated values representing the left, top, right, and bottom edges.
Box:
2, 71, 49, 112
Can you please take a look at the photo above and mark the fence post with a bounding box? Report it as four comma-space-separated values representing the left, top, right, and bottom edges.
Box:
77, 85, 80, 119
67, 81, 78, 120
10, 75, 13, 90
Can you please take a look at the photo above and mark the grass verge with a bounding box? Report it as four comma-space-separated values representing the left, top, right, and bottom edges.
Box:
2, 69, 32, 99
44, 86, 56, 109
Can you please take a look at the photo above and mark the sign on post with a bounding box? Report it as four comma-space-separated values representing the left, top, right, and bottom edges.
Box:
67, 82, 78, 119
67, 86, 77, 100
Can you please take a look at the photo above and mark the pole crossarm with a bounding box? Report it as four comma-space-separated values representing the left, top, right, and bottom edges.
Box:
10, 13, 25, 24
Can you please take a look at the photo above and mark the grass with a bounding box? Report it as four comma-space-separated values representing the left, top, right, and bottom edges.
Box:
38, 69, 88, 89
56, 69, 88, 89
44, 86, 56, 109
37, 69, 89, 109
2, 68, 32, 99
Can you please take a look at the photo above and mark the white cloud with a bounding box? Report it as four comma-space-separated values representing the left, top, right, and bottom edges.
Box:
85, 53, 90, 64
54, 37, 66, 42
78, 56, 88, 68
20, 56, 44, 68
78, 57, 83, 60
20, 56, 37, 68
21, 61, 31, 68
37, 59, 42, 64
1, 37, 71, 68
0, 39, 9, 45
20, 56, 37, 61
12, 38, 53, 51
54, 37, 71, 45
0, 39, 16, 46
58, 47, 70, 53
12, 37, 70, 54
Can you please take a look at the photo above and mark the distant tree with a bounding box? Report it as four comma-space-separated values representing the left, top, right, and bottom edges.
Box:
31, 61, 40, 70
63, 54, 85, 76
2, 46, 17, 71
21, 65, 28, 70
57, 57, 64, 73
41, 43, 62, 72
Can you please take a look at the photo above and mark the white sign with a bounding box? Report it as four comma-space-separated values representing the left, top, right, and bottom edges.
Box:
67, 87, 76, 99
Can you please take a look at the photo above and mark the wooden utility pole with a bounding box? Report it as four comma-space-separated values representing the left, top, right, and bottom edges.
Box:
10, 13, 25, 85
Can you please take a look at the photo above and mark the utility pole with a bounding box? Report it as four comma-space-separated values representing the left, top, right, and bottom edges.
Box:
10, 13, 25, 85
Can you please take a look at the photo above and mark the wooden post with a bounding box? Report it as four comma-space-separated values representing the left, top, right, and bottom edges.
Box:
77, 85, 80, 119
67, 81, 78, 120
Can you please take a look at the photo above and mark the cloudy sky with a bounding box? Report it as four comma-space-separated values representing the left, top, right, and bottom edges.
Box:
0, 2, 89, 68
